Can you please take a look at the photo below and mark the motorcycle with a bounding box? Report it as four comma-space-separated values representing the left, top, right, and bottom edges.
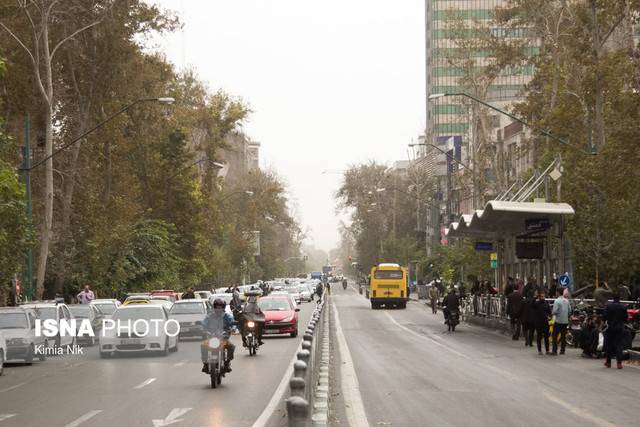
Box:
342, 280, 348, 290
446, 310, 460, 332
566, 309, 586, 347
243, 320, 260, 356
203, 333, 228, 389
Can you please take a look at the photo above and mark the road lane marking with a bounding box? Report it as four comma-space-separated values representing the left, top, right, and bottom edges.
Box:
152, 408, 192, 427
252, 346, 299, 427
0, 414, 17, 422
543, 391, 615, 427
64, 410, 103, 427
0, 382, 26, 393
173, 360, 187, 367
383, 311, 471, 360
133, 377, 156, 389
333, 301, 370, 427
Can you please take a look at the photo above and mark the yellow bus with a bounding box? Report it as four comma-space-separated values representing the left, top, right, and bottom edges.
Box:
369, 263, 408, 309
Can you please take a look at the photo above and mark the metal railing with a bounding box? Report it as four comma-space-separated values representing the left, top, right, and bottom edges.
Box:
285, 294, 327, 426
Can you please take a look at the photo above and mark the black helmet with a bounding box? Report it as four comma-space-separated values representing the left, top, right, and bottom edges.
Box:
213, 298, 226, 308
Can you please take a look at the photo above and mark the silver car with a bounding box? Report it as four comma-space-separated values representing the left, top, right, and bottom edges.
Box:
169, 300, 209, 339
0, 307, 48, 364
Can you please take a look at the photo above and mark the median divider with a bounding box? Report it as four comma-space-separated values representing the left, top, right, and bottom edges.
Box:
285, 293, 329, 427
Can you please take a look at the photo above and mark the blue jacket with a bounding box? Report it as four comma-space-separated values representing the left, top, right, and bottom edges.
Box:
202, 311, 235, 339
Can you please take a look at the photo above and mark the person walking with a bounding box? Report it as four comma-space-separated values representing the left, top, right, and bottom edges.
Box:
532, 290, 551, 355
507, 288, 523, 340
428, 285, 439, 314
602, 292, 628, 369
551, 288, 571, 355
521, 290, 536, 347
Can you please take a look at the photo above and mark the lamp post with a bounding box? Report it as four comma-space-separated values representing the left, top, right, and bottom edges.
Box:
19, 96, 174, 300
427, 92, 596, 156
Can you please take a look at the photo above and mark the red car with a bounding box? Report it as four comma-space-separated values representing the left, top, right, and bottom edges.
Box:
258, 296, 300, 338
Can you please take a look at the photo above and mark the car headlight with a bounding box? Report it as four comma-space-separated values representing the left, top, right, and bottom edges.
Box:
282, 315, 294, 323
8, 338, 27, 345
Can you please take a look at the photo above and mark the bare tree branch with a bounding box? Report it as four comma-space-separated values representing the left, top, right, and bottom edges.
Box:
50, 17, 104, 60
0, 21, 36, 66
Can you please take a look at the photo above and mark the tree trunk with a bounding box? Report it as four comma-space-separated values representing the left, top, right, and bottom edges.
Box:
591, 1, 605, 151
36, 103, 54, 299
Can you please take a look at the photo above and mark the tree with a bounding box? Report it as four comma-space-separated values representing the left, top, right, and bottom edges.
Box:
1, 0, 111, 298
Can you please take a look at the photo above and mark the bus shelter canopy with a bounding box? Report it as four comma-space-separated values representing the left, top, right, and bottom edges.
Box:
445, 201, 575, 239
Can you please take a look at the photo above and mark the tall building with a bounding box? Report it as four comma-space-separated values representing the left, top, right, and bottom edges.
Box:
423, 0, 537, 247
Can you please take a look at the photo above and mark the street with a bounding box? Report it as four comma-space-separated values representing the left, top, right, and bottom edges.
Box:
0, 301, 315, 427
330, 284, 640, 427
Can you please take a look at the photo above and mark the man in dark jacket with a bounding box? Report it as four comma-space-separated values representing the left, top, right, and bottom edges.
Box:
507, 289, 523, 340
532, 290, 551, 355
182, 287, 195, 299
442, 289, 460, 325
521, 290, 536, 347
602, 293, 628, 369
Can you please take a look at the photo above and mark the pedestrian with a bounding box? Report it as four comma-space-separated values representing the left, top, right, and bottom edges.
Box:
602, 292, 628, 369
76, 285, 95, 304
507, 288, 523, 340
548, 273, 558, 298
428, 285, 439, 314
516, 279, 524, 295
182, 287, 196, 299
532, 290, 551, 355
471, 280, 480, 316
521, 290, 535, 347
550, 288, 571, 355
579, 315, 598, 358
593, 281, 612, 308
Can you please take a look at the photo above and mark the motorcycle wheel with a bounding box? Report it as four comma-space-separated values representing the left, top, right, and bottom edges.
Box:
566, 332, 574, 347
249, 340, 256, 356
210, 366, 218, 389
217, 369, 223, 385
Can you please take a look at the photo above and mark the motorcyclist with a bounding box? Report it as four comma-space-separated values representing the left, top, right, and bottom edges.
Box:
230, 286, 242, 319
239, 292, 265, 346
201, 298, 235, 374
442, 288, 460, 326
315, 281, 324, 301
342, 278, 348, 290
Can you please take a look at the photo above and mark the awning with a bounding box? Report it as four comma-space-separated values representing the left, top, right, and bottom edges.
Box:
446, 200, 575, 239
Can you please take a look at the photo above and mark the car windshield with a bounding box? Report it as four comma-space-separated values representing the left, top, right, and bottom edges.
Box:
93, 303, 116, 315
113, 308, 164, 321
258, 299, 291, 311
36, 307, 56, 320
170, 303, 205, 315
69, 306, 91, 318
0, 313, 28, 329
285, 287, 298, 294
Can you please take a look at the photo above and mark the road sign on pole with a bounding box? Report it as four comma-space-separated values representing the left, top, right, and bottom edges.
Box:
559, 274, 571, 288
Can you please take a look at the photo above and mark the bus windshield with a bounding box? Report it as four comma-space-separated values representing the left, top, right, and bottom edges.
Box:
373, 270, 403, 280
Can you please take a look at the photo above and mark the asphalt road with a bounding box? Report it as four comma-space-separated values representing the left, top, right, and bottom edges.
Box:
0, 300, 315, 427
331, 284, 640, 427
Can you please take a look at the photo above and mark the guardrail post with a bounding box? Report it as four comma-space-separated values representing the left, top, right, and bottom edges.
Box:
286, 396, 309, 427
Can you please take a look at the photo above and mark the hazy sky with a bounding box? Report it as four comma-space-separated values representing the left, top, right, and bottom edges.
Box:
151, 0, 425, 251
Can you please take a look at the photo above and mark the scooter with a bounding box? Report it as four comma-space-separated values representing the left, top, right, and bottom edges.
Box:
447, 310, 460, 332
203, 333, 228, 389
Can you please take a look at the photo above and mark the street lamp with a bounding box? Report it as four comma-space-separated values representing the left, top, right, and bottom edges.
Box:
19, 96, 174, 300
428, 92, 596, 155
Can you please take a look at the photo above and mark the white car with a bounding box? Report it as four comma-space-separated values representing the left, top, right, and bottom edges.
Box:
99, 305, 179, 358
0, 330, 6, 375
195, 290, 212, 300
22, 302, 75, 347
297, 283, 312, 302
90, 299, 121, 318
270, 291, 298, 309
284, 286, 302, 304
0, 307, 48, 364
169, 300, 209, 339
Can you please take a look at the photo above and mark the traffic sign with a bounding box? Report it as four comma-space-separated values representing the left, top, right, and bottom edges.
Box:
475, 242, 493, 251
490, 252, 497, 261
559, 274, 571, 287
490, 260, 497, 269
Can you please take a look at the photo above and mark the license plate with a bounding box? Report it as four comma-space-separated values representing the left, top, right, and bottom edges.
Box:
120, 339, 141, 345
264, 330, 279, 334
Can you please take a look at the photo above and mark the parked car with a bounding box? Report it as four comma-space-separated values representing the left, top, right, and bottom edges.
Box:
257, 296, 300, 338
169, 300, 209, 339
99, 305, 179, 358
69, 304, 104, 346
0, 329, 6, 375
0, 307, 47, 364
90, 299, 121, 318
22, 302, 75, 348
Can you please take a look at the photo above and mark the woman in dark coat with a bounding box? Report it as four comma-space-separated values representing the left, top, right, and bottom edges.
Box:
532, 290, 551, 355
